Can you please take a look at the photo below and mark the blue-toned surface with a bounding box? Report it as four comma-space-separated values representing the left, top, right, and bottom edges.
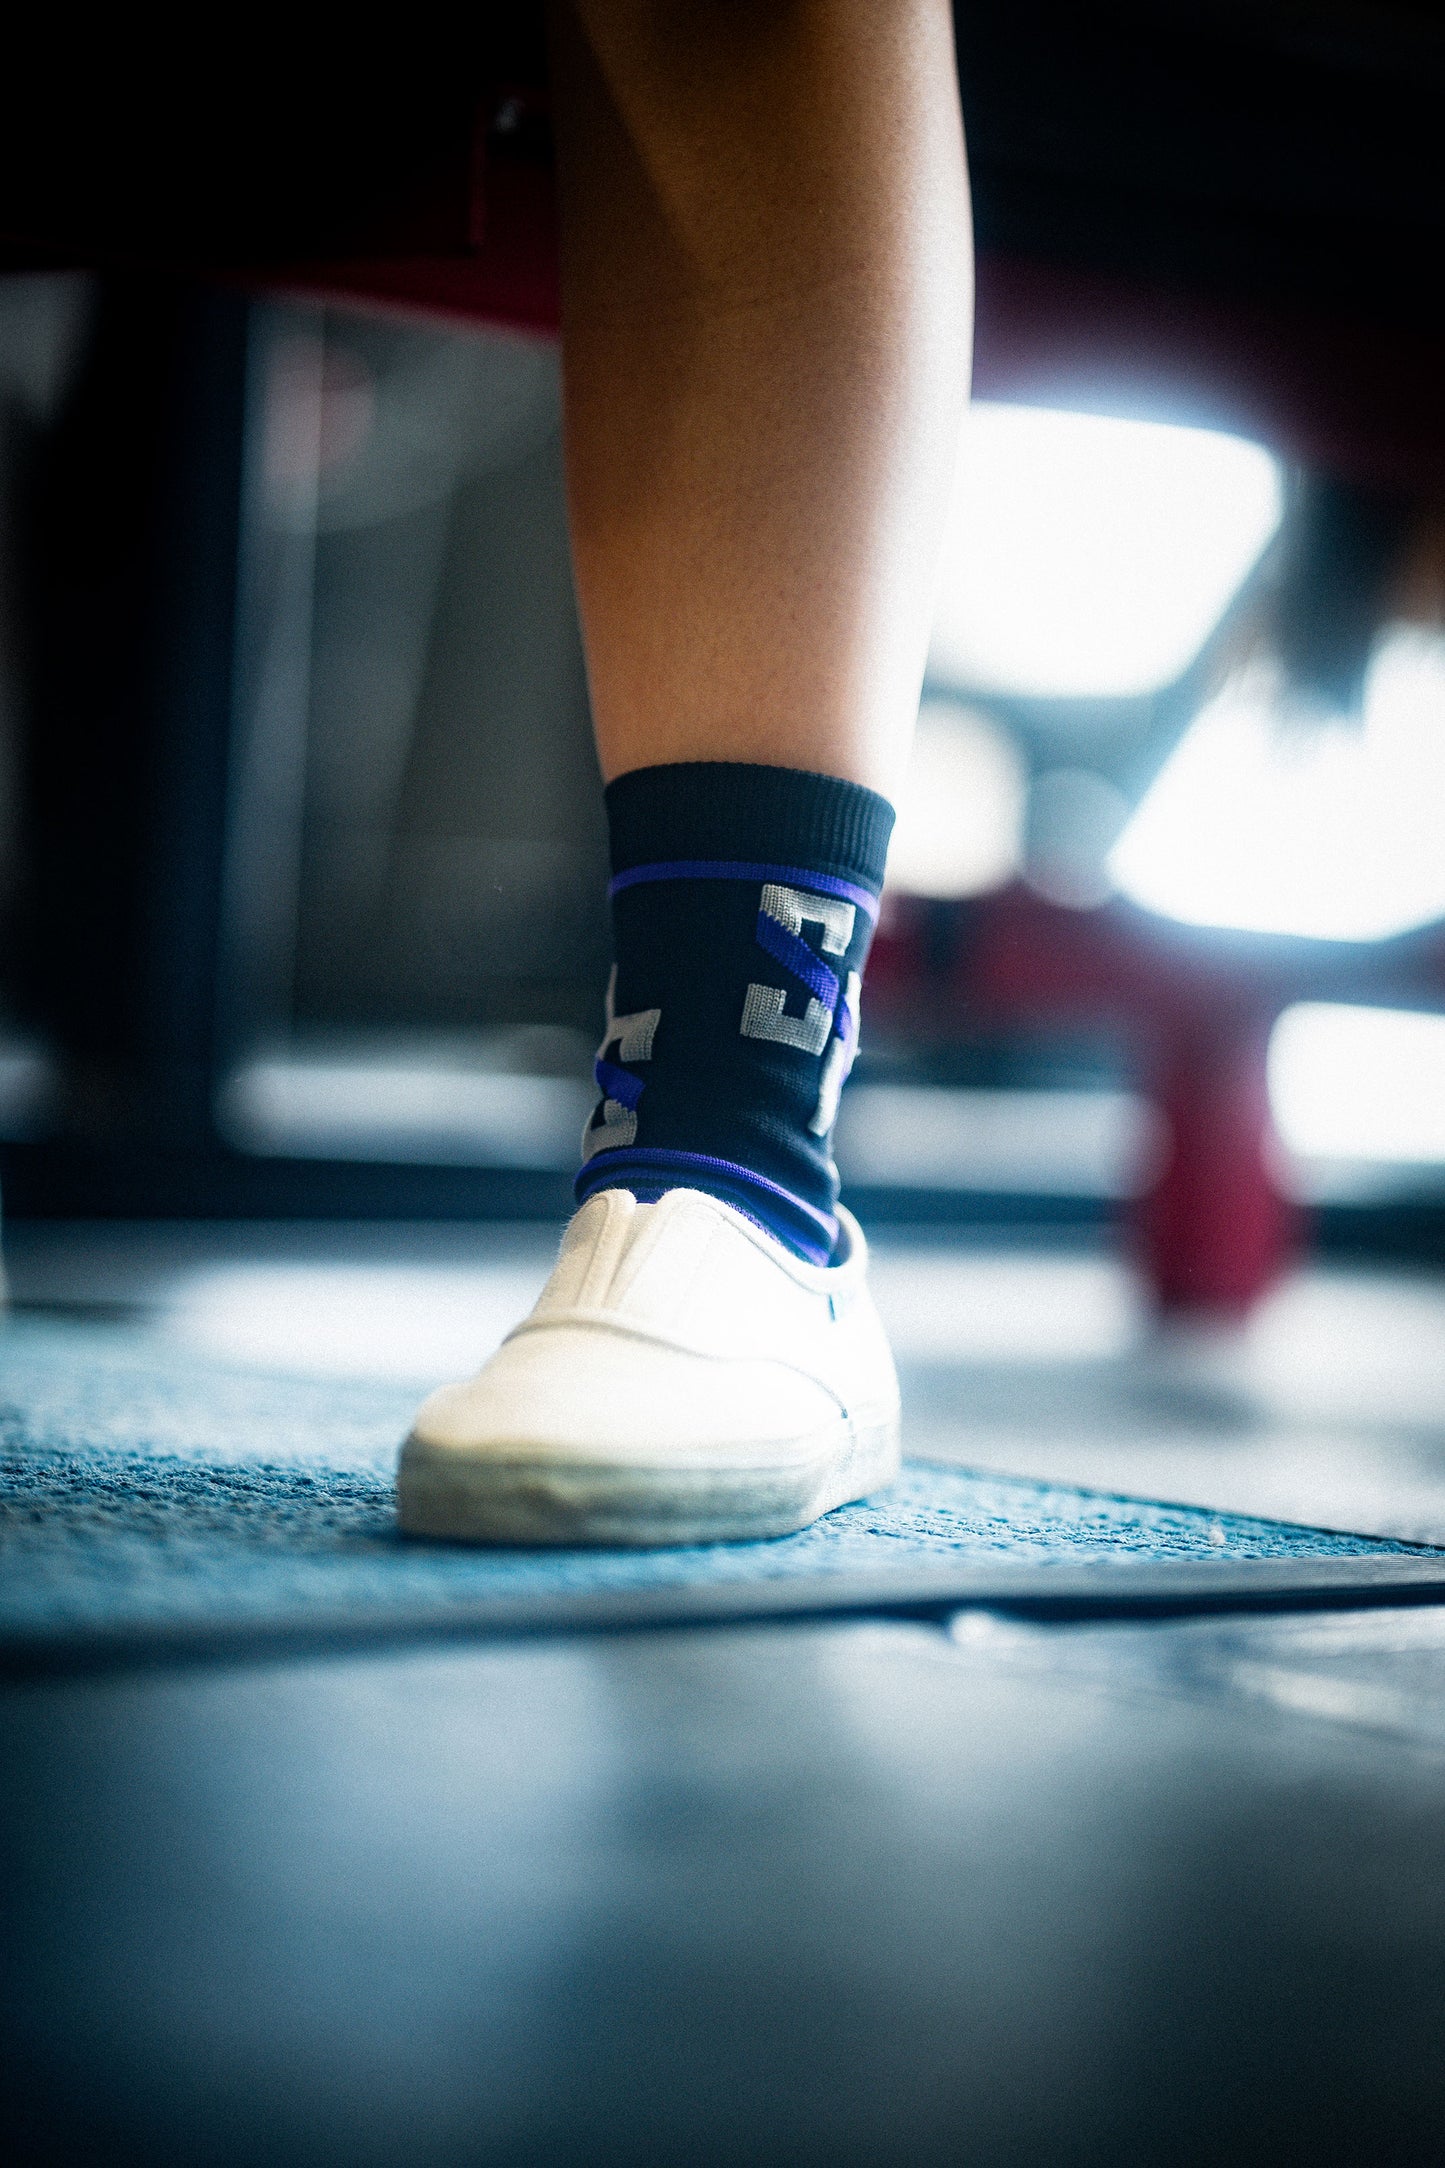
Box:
0, 1315, 1425, 1646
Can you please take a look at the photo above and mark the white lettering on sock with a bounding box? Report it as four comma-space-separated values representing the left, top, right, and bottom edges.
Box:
758, 884, 855, 956
741, 888, 860, 1122
581, 967, 661, 1161
740, 980, 833, 1056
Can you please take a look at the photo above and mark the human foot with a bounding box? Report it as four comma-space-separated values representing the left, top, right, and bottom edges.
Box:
396, 1187, 899, 1546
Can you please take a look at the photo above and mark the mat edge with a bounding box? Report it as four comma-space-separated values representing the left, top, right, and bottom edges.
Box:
7, 1551, 1445, 1680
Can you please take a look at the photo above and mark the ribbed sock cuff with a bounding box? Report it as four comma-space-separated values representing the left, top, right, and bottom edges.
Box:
605, 762, 895, 893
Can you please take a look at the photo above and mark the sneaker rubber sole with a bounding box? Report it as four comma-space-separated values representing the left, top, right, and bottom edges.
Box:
396, 1411, 900, 1548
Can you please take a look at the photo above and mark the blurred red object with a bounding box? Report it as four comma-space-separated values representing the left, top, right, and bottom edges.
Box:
872, 886, 1445, 1316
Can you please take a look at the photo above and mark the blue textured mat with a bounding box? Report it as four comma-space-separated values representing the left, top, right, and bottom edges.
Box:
1, 1315, 1438, 1662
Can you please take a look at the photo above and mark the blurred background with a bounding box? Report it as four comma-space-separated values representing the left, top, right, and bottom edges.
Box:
11, 24, 1445, 2163
0, 0, 1443, 1329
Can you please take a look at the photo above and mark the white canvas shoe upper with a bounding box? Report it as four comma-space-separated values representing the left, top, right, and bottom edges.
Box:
397, 1186, 900, 1545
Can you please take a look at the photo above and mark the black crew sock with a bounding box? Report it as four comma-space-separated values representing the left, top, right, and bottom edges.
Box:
575, 761, 894, 1264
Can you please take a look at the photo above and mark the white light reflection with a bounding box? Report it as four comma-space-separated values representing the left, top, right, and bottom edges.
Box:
219, 1059, 592, 1168
887, 699, 1024, 899
167, 1264, 550, 1383
835, 1084, 1162, 1198
868, 1250, 1142, 1366
1112, 632, 1445, 941
929, 403, 1283, 700
1269, 1003, 1445, 1165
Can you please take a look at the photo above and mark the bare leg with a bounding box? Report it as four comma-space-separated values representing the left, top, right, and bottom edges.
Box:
398, 10, 971, 1542
548, 0, 973, 799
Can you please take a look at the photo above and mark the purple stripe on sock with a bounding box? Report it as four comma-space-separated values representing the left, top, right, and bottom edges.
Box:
576, 1145, 838, 1240
593, 1057, 644, 1110
608, 859, 878, 922
753, 910, 840, 1012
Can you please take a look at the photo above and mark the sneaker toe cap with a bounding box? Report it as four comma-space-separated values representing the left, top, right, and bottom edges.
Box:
408, 1323, 845, 1467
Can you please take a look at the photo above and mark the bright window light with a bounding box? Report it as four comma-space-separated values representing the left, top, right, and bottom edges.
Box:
929, 403, 1283, 700
887, 698, 1024, 899
1111, 631, 1445, 941
1269, 1003, 1445, 1164
218, 1056, 592, 1168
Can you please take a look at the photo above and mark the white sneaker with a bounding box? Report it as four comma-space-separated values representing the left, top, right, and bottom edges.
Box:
396, 1187, 900, 1546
